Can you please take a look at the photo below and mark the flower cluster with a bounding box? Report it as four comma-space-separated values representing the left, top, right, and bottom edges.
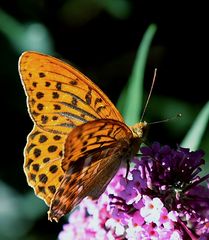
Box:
59, 143, 209, 240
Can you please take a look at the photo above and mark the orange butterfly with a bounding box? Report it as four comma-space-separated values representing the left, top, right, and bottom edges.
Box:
19, 51, 147, 222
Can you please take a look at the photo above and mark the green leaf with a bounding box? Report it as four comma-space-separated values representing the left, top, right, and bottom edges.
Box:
117, 24, 157, 125
181, 101, 209, 150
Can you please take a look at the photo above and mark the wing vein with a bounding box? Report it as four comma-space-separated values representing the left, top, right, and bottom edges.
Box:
59, 112, 88, 123
60, 102, 98, 120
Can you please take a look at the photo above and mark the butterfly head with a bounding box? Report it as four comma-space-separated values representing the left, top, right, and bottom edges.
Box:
130, 121, 147, 139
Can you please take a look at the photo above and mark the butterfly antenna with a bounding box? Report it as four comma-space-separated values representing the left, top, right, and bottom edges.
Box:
140, 68, 157, 121
148, 113, 182, 125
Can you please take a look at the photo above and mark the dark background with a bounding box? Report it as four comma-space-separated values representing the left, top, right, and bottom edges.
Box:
0, 1, 208, 239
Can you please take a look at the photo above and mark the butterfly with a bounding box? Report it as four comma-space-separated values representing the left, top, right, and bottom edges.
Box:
19, 51, 147, 222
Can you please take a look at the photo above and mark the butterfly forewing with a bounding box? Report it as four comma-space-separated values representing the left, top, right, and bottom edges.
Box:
24, 125, 64, 205
48, 119, 133, 221
19, 51, 123, 134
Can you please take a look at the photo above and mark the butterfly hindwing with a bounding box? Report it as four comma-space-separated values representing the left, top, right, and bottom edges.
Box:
48, 119, 133, 221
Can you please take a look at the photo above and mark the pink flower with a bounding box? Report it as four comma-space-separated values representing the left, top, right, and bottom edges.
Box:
140, 196, 164, 224
58, 143, 209, 239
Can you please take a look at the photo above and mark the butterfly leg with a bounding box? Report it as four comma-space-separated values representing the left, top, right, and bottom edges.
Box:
125, 158, 131, 180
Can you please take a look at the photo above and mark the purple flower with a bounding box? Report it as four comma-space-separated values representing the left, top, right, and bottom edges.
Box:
58, 143, 209, 239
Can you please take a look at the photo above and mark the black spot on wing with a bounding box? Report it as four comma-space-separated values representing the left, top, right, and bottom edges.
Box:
39, 72, 46, 78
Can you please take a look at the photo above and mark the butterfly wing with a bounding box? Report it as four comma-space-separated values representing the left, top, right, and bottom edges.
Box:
19, 51, 123, 134
19, 51, 124, 205
24, 125, 64, 205
48, 119, 133, 222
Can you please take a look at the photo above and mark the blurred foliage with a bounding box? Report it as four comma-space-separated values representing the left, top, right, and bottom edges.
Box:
181, 101, 209, 151
0, 181, 46, 240
0, 9, 54, 54
117, 24, 157, 125
60, 0, 131, 25
0, 1, 208, 240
